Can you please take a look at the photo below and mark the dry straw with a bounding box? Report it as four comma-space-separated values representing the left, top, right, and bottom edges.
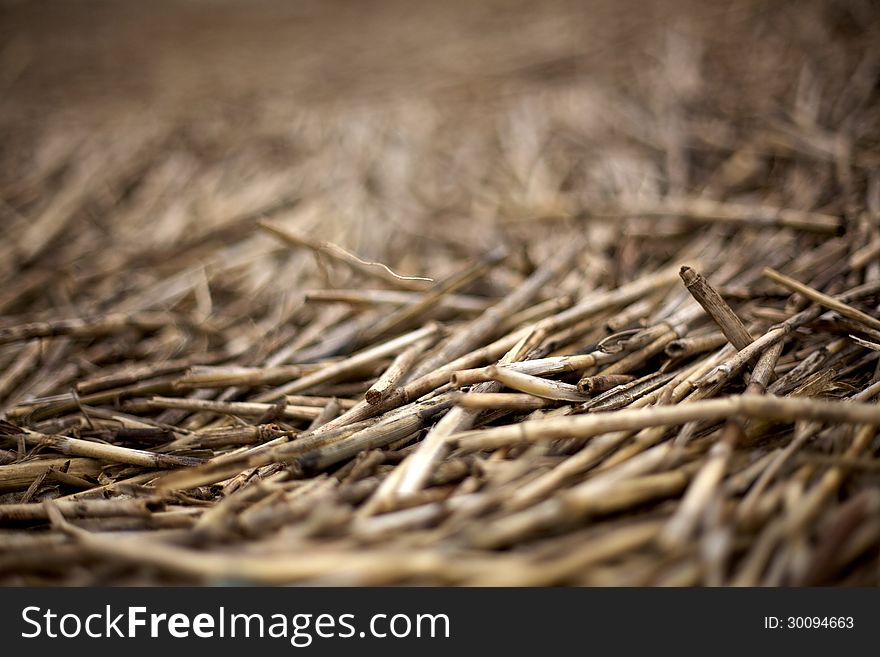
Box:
1, 0, 879, 586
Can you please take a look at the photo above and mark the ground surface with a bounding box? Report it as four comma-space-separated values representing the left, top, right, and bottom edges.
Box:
0, 0, 879, 585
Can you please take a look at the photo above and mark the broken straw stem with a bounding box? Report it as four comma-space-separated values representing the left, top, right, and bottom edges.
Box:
450, 395, 880, 451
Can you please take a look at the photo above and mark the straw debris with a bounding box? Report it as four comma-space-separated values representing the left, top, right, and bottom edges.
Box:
1, 0, 879, 585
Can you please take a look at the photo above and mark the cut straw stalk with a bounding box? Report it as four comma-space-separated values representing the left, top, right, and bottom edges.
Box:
763, 266, 880, 332
665, 331, 727, 358
509, 414, 686, 512
365, 334, 436, 405
162, 424, 286, 450
284, 312, 381, 364
484, 366, 588, 402
0, 498, 163, 522
174, 364, 310, 389
590, 198, 843, 234
679, 266, 754, 349
15, 139, 159, 266
451, 393, 550, 411
564, 368, 716, 472
359, 246, 507, 342
500, 295, 573, 333
10, 429, 203, 468
295, 409, 437, 474
661, 340, 782, 547
450, 395, 880, 451
767, 346, 833, 395
192, 468, 298, 536
309, 326, 535, 435
75, 351, 234, 395
583, 303, 704, 384
736, 420, 819, 524
384, 329, 536, 501
595, 359, 770, 470
139, 396, 326, 421
252, 323, 441, 401
597, 324, 665, 355
6, 18, 880, 586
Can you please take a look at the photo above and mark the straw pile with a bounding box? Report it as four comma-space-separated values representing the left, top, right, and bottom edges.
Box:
1, 0, 879, 584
